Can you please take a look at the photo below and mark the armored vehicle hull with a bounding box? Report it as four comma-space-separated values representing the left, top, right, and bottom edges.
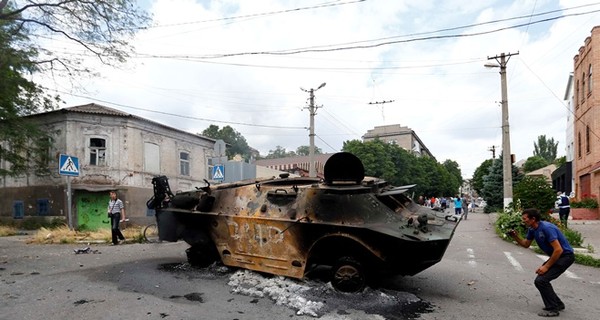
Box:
148, 152, 460, 292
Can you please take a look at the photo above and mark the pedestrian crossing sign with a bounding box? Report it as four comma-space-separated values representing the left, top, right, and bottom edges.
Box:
212, 164, 224, 181
59, 154, 80, 176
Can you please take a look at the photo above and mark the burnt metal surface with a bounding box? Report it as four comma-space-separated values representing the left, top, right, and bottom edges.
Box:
149, 152, 460, 291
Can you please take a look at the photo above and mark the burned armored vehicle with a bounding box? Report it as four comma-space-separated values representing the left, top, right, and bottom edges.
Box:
148, 152, 460, 292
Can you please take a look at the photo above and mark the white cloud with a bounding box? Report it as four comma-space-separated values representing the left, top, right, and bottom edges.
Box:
47, 0, 600, 178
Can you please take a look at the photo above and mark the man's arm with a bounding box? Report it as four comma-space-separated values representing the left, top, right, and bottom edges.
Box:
508, 230, 532, 248
536, 240, 563, 275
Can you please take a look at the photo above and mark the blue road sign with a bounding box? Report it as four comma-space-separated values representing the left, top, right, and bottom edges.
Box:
212, 164, 224, 181
59, 154, 80, 176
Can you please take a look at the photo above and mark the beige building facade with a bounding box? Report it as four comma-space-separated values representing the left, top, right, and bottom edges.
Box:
0, 104, 216, 229
362, 124, 434, 158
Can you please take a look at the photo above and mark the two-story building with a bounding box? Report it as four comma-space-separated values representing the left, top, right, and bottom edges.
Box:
0, 103, 216, 229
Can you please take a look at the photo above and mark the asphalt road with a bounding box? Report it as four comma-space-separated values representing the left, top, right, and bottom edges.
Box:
1, 212, 599, 320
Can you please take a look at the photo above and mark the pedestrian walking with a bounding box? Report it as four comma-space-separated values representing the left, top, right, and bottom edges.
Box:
108, 191, 126, 245
555, 192, 571, 228
507, 208, 575, 317
453, 196, 462, 215
461, 196, 468, 220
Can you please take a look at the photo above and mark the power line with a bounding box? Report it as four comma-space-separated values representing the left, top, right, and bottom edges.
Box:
46, 88, 307, 130
202, 8, 600, 58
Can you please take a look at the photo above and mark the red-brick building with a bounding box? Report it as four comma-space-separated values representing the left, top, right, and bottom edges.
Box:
573, 26, 600, 202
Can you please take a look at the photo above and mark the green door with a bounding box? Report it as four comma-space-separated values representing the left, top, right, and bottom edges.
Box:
77, 192, 111, 230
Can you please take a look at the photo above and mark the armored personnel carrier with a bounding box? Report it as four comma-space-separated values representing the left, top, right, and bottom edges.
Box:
147, 152, 460, 292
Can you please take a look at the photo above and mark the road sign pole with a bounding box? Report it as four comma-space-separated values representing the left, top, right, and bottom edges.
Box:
66, 176, 73, 230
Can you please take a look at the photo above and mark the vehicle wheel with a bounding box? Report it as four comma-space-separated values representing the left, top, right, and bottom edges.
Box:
143, 223, 160, 243
330, 257, 366, 292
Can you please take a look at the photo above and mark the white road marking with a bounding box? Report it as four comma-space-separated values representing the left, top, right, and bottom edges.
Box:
536, 254, 581, 279
504, 251, 524, 272
467, 248, 476, 267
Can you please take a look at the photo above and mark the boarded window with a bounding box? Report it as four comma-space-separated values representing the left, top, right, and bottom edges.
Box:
144, 142, 160, 173
13, 201, 24, 219
37, 199, 50, 216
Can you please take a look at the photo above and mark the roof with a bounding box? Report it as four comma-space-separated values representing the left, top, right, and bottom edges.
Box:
29, 103, 217, 143
526, 164, 557, 179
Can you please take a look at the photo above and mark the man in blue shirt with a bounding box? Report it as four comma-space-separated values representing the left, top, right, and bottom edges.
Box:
507, 208, 575, 317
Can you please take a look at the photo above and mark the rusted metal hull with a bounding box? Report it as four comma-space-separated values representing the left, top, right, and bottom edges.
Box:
150, 152, 460, 291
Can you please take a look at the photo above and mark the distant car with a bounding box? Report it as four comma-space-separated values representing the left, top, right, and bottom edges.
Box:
148, 152, 461, 292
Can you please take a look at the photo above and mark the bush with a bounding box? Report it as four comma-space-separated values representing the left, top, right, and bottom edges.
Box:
513, 176, 556, 214
571, 195, 599, 209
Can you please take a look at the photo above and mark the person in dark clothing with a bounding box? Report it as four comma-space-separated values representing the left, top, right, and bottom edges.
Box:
108, 191, 126, 245
507, 208, 575, 317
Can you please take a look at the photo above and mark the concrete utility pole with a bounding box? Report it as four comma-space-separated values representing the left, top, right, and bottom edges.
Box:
301, 82, 326, 177
485, 52, 519, 209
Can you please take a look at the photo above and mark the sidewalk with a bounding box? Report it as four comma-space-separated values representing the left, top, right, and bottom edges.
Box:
568, 219, 600, 259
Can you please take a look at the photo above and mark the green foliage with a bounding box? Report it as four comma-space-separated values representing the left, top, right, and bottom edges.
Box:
513, 176, 556, 214
201, 125, 252, 161
574, 253, 600, 268
1, 0, 151, 177
342, 139, 461, 198
472, 159, 493, 195
522, 156, 549, 173
17, 217, 66, 230
482, 159, 504, 211
563, 228, 583, 247
295, 145, 322, 156
570, 196, 599, 208
553, 156, 566, 168
533, 135, 558, 163
495, 207, 527, 239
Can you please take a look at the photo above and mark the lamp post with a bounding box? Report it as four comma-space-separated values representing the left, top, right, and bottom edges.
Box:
301, 82, 326, 177
486, 52, 518, 209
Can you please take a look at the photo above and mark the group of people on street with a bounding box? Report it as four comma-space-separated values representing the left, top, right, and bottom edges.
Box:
418, 195, 474, 219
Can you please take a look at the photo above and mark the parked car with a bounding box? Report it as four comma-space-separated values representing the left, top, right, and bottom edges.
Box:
147, 152, 461, 292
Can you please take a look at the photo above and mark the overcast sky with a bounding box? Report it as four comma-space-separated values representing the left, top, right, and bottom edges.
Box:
45, 0, 600, 178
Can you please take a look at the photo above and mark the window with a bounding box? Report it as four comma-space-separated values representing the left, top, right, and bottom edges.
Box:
144, 142, 160, 173
578, 132, 582, 158
575, 80, 579, 106
13, 201, 24, 219
180, 151, 190, 176
582, 72, 586, 102
89, 138, 106, 166
586, 125, 591, 153
37, 199, 50, 216
589, 64, 593, 95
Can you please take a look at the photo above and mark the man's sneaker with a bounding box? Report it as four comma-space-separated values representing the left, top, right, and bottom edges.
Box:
538, 310, 559, 317
543, 303, 565, 311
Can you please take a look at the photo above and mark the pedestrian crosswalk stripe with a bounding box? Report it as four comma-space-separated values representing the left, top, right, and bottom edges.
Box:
504, 251, 524, 272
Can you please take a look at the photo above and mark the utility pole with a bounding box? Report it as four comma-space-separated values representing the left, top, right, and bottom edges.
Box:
368, 100, 395, 123
486, 52, 518, 209
301, 82, 326, 177
488, 145, 498, 159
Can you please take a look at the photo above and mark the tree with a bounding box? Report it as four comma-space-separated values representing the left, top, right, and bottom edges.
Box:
522, 156, 549, 173
442, 159, 462, 190
342, 139, 461, 198
481, 155, 524, 212
472, 159, 493, 195
201, 125, 252, 161
513, 176, 556, 214
1, 1, 151, 177
264, 145, 293, 159
533, 135, 558, 163
295, 145, 322, 156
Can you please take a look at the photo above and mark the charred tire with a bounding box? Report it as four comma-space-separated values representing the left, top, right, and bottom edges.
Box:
330, 257, 366, 292
186, 244, 219, 268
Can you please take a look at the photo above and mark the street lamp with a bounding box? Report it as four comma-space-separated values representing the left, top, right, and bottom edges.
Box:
301, 82, 326, 177
486, 52, 518, 209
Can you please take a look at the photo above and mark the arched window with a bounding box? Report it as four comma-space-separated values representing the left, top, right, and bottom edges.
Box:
575, 80, 580, 106
586, 125, 591, 153
582, 72, 586, 102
